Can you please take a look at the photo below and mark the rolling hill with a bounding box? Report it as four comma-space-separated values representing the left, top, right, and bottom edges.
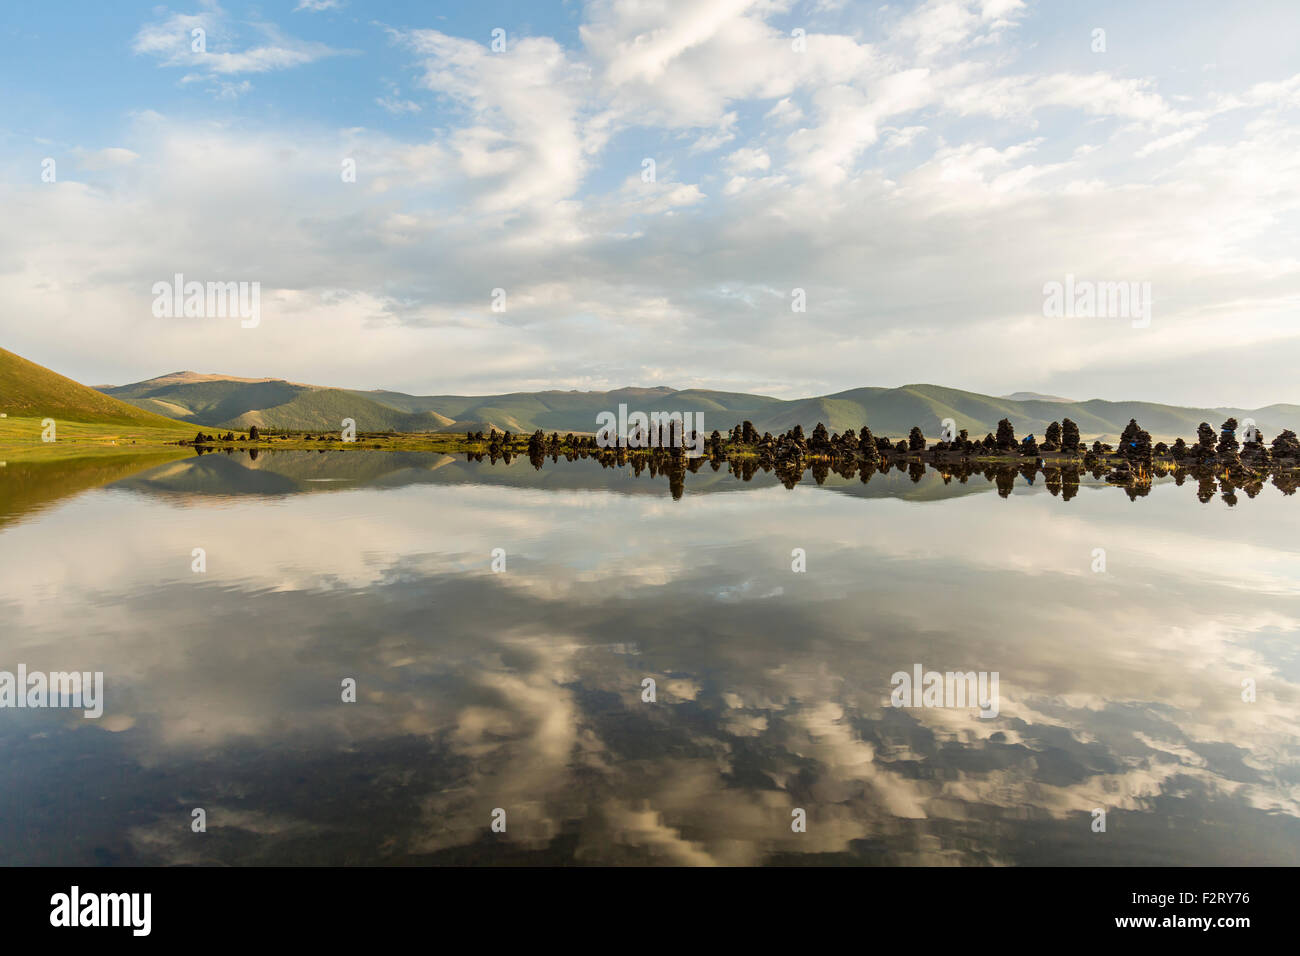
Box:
101, 372, 456, 433
0, 347, 190, 428
92, 367, 1300, 443
219, 390, 455, 433
1001, 391, 1074, 403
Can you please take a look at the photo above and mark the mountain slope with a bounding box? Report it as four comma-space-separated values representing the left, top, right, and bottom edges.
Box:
222, 388, 457, 433
102, 377, 308, 424
0, 347, 189, 428
1001, 391, 1074, 403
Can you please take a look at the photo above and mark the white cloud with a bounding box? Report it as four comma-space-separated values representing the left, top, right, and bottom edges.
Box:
882, 125, 927, 150
764, 97, 804, 125
688, 112, 738, 153
580, 0, 875, 128
896, 0, 1026, 58
400, 30, 594, 217
134, 3, 345, 78
72, 147, 140, 169
944, 72, 1183, 126
724, 147, 771, 174
376, 96, 421, 115
1136, 124, 1207, 158
4, 1, 1300, 406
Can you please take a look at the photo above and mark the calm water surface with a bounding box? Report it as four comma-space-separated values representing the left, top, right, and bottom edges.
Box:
1, 450, 1297, 865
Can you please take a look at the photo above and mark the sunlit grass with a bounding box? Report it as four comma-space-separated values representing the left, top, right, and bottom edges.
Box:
0, 416, 194, 462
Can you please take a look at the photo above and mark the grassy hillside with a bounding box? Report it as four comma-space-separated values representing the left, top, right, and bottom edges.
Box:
103, 376, 307, 424
222, 387, 456, 433
1, 347, 191, 428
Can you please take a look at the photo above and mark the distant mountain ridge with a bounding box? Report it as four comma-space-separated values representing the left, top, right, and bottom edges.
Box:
94, 368, 1300, 443
1000, 391, 1074, 403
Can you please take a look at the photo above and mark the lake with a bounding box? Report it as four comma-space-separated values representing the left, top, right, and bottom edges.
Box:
1, 449, 1297, 865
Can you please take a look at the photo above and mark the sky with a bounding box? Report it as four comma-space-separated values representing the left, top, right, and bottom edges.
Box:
1, 0, 1298, 406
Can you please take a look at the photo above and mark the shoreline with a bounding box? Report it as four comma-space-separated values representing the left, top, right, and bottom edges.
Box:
3, 418, 1296, 485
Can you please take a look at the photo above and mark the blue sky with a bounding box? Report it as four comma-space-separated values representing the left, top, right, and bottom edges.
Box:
2, 1, 1299, 405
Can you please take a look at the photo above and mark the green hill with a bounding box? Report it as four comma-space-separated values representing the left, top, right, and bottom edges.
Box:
91, 367, 1299, 443
102, 375, 306, 424
103, 373, 457, 433
0, 347, 189, 428
221, 388, 454, 433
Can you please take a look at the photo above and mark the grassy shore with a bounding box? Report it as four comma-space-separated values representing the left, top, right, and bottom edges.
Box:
0, 420, 566, 462
0, 416, 195, 462
2, 418, 1294, 485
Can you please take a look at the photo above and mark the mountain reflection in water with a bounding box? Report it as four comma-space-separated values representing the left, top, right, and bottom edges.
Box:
0, 450, 1296, 865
